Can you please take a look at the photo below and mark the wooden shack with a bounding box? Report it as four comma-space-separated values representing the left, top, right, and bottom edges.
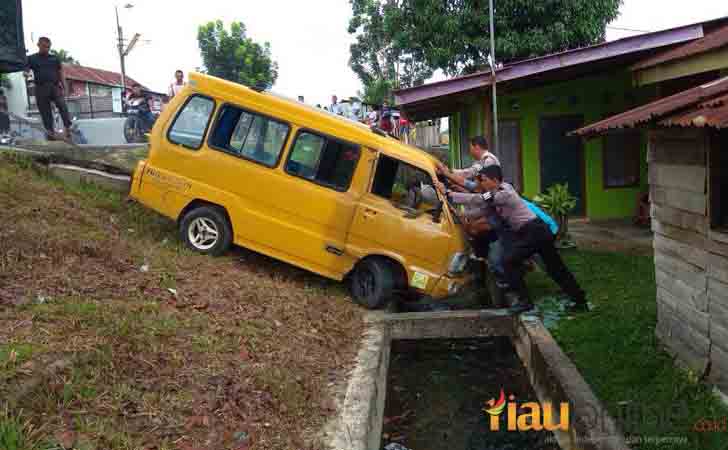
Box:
574, 77, 728, 400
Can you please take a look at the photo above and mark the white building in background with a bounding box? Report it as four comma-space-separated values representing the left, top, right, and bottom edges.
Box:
4, 71, 29, 116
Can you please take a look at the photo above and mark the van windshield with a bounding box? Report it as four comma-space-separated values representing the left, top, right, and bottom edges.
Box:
371, 154, 439, 214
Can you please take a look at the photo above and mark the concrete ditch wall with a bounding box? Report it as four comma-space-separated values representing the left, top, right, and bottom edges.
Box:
326, 310, 630, 450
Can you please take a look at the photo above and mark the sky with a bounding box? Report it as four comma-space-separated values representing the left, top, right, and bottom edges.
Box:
20, 0, 728, 107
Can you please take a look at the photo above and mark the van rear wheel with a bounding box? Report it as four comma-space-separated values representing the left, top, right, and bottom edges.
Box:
350, 259, 395, 310
179, 206, 232, 256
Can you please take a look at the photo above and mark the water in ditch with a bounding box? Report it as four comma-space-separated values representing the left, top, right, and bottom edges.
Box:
381, 337, 561, 450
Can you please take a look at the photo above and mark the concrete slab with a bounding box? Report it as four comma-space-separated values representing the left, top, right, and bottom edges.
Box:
48, 164, 131, 193
326, 311, 630, 450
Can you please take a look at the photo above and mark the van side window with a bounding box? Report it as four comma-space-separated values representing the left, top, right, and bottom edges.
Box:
285, 131, 360, 191
372, 155, 438, 210
168, 96, 215, 149
209, 105, 290, 167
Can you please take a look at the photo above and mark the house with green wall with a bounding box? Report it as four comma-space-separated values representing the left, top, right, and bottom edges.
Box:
395, 16, 728, 221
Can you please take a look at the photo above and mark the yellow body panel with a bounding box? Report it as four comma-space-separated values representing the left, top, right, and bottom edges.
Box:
130, 72, 471, 297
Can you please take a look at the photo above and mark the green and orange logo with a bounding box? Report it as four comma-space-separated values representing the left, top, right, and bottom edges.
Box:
484, 389, 570, 432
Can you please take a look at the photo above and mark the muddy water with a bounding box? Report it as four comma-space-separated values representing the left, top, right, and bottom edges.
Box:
381, 338, 560, 450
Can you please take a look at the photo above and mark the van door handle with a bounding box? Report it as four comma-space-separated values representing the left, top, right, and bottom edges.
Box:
363, 208, 377, 219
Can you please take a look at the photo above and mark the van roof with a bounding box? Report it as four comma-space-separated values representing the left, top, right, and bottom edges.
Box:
188, 72, 439, 169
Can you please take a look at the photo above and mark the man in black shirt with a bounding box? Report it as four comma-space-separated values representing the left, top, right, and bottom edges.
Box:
26, 37, 72, 139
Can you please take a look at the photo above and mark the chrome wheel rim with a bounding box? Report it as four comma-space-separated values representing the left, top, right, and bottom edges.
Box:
188, 217, 219, 251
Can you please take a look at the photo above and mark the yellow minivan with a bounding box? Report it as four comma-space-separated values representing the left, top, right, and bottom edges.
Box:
129, 73, 472, 308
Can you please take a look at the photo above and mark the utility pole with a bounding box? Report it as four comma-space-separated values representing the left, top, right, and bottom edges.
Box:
488, 0, 498, 154
115, 6, 126, 98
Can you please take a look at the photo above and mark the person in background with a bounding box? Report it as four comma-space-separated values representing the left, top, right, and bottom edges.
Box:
0, 89, 9, 134
399, 112, 411, 143
367, 109, 378, 127
298, 95, 305, 103
379, 108, 394, 134
26, 36, 72, 139
126, 83, 155, 129
330, 95, 340, 115
168, 70, 186, 99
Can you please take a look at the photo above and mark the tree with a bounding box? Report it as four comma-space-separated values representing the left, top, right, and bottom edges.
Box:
197, 20, 278, 90
348, 0, 433, 102
349, 0, 622, 77
0, 74, 9, 88
357, 77, 393, 105
51, 49, 79, 65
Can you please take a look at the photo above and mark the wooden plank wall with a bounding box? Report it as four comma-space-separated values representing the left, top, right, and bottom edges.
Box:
648, 129, 728, 396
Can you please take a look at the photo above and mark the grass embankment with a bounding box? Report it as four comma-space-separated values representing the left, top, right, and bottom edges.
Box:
528, 251, 728, 450
0, 154, 364, 450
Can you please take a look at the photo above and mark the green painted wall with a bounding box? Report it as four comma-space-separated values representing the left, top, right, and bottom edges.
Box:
450, 70, 657, 220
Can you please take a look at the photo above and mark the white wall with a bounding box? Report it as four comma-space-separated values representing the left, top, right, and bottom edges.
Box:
5, 72, 29, 116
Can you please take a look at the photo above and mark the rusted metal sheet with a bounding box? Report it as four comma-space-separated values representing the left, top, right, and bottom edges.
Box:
62, 64, 147, 90
572, 76, 728, 137
633, 22, 728, 71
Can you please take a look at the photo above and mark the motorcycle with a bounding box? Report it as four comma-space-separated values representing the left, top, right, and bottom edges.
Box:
123, 97, 157, 144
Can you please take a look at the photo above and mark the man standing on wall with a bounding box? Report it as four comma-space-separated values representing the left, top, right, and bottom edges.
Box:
26, 37, 72, 140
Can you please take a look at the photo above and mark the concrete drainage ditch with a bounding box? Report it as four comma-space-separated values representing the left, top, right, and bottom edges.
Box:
324, 310, 630, 450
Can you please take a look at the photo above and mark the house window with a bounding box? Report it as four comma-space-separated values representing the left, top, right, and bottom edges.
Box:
710, 130, 728, 231
371, 155, 438, 211
209, 105, 290, 167
603, 131, 641, 188
285, 131, 360, 191
167, 95, 215, 149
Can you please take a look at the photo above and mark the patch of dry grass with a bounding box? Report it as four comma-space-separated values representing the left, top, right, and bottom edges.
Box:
0, 154, 364, 450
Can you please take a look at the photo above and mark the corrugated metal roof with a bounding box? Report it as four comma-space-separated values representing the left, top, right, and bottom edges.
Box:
572, 76, 728, 136
394, 23, 705, 109
632, 22, 728, 71
62, 63, 146, 91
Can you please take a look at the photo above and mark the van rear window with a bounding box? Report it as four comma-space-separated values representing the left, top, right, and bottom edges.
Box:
209, 105, 290, 167
285, 131, 360, 191
167, 96, 215, 149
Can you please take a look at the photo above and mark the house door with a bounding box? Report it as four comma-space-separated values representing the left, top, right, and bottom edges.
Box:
540, 116, 585, 215
496, 120, 523, 192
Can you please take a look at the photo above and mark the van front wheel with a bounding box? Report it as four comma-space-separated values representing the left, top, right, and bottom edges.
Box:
350, 259, 395, 309
179, 206, 232, 256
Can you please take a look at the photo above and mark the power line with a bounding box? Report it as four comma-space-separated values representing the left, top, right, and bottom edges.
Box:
607, 25, 653, 33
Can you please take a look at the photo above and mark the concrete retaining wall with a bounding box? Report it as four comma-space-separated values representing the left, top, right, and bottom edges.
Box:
326, 310, 630, 450
48, 164, 131, 193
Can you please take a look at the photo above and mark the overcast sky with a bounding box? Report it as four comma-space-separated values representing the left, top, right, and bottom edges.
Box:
21, 0, 728, 106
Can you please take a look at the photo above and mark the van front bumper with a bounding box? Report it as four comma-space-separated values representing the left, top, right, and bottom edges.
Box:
430, 272, 474, 299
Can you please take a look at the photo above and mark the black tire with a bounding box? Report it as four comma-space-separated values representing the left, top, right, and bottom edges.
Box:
349, 259, 396, 310
179, 206, 233, 257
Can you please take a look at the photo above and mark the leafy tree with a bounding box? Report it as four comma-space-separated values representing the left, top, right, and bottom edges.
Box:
348, 0, 433, 102
51, 49, 79, 65
0, 73, 9, 88
349, 0, 622, 77
197, 20, 278, 90
357, 77, 393, 105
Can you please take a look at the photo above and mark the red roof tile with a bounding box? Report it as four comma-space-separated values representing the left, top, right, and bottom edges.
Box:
62, 63, 146, 90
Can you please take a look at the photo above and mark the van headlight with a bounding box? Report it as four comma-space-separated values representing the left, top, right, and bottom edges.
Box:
448, 252, 468, 275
